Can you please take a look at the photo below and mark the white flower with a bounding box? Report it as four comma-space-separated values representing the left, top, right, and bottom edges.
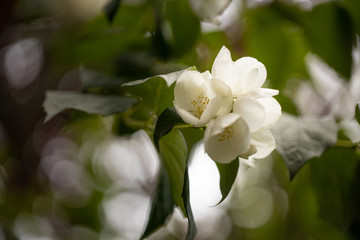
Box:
189, 0, 231, 20
211, 46, 279, 98
204, 95, 281, 164
233, 95, 281, 161
204, 113, 251, 164
203, 47, 281, 164
174, 70, 232, 127
294, 37, 360, 143
174, 46, 281, 164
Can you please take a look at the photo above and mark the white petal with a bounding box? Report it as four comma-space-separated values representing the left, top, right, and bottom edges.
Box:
201, 70, 212, 81
174, 102, 200, 126
205, 113, 240, 136
204, 113, 251, 163
239, 157, 256, 168
257, 97, 282, 129
245, 88, 279, 99
252, 145, 276, 159
339, 119, 360, 143
174, 70, 208, 109
250, 129, 276, 159
174, 70, 219, 126
212, 59, 243, 95
196, 95, 222, 127
211, 77, 233, 115
251, 129, 275, 147
211, 77, 232, 96
235, 57, 267, 91
233, 96, 265, 132
212, 46, 232, 68
211, 47, 244, 95
294, 81, 328, 117
239, 144, 257, 159
306, 53, 345, 101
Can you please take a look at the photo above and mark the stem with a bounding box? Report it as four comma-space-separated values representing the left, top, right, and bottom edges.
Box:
174, 124, 193, 129
123, 107, 155, 130
335, 139, 360, 148
123, 117, 155, 130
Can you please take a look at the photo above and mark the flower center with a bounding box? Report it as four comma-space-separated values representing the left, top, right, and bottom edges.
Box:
191, 96, 210, 118
218, 126, 234, 142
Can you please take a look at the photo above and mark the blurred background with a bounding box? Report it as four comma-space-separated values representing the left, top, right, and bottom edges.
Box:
0, 0, 360, 239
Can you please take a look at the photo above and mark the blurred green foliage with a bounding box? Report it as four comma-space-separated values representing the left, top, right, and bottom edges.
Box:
1, 0, 360, 239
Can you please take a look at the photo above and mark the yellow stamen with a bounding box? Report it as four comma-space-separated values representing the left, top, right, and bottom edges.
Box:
217, 126, 234, 142
191, 96, 210, 118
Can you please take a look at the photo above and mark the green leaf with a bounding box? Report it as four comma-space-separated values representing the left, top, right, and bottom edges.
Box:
165, 0, 200, 57
182, 166, 198, 240
80, 67, 125, 90
153, 108, 185, 150
272, 113, 338, 180
141, 108, 188, 238
308, 147, 360, 231
153, 108, 187, 212
122, 69, 187, 115
159, 128, 187, 214
343, 0, 360, 36
141, 167, 174, 239
355, 103, 360, 125
300, 2, 354, 80
104, 0, 122, 23
59, 3, 154, 73
43, 91, 137, 122
148, 108, 198, 238
215, 159, 239, 205
180, 127, 204, 153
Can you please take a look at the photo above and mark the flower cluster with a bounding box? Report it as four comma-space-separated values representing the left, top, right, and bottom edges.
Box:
174, 46, 281, 165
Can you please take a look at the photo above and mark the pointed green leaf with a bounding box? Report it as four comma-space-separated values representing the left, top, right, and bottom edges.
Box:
43, 91, 137, 122
146, 107, 198, 238
141, 167, 174, 239
153, 108, 185, 150
122, 69, 187, 115
215, 158, 239, 205
272, 113, 338, 180
104, 0, 122, 23
182, 166, 198, 240
159, 129, 187, 214
355, 103, 360, 125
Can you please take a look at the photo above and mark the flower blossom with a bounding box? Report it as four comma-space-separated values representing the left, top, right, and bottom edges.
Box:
174, 46, 281, 164
173, 70, 232, 127
294, 37, 360, 143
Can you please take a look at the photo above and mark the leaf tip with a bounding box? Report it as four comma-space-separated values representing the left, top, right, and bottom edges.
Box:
103, 0, 121, 23
289, 172, 297, 181
355, 103, 360, 125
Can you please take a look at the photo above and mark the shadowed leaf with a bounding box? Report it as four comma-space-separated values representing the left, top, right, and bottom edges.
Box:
122, 69, 187, 115
80, 67, 125, 89
43, 91, 137, 122
355, 103, 360, 125
300, 2, 354, 80
153, 108, 185, 150
141, 167, 174, 239
104, 0, 122, 23
182, 166, 197, 240
272, 113, 338, 179
216, 159, 239, 205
